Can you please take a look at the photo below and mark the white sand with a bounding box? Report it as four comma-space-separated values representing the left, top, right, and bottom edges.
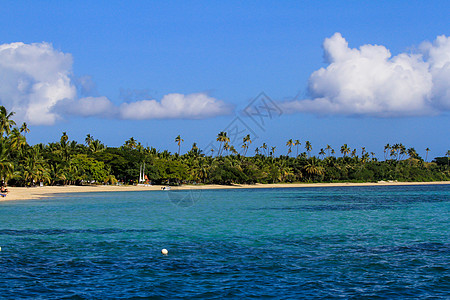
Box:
2, 181, 449, 202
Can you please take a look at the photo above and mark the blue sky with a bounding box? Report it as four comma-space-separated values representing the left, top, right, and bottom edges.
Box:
0, 1, 449, 159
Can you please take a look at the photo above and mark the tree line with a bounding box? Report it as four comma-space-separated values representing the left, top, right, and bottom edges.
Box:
1, 106, 449, 186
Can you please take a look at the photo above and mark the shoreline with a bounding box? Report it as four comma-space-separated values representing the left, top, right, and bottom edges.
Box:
2, 181, 450, 202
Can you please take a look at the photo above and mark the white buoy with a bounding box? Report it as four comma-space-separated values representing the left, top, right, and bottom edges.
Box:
161, 248, 168, 255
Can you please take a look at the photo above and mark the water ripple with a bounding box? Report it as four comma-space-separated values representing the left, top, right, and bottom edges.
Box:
0, 185, 448, 298
0, 228, 158, 235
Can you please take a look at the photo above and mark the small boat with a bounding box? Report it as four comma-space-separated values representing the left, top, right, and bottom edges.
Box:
161, 186, 171, 191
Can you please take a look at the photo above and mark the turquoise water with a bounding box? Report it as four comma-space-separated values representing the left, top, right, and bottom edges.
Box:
0, 185, 449, 298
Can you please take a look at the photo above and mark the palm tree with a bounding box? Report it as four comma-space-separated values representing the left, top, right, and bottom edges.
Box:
136, 142, 145, 153
124, 137, 137, 149
89, 139, 105, 153
286, 139, 293, 156
279, 165, 294, 182
271, 146, 276, 157
20, 122, 30, 139
407, 147, 418, 159
361, 153, 370, 164
390, 144, 400, 160
399, 144, 406, 160
0, 106, 16, 136
241, 134, 252, 156
319, 148, 326, 159
305, 141, 312, 158
21, 147, 48, 186
60, 132, 69, 147
0, 139, 13, 182
255, 147, 260, 155
48, 162, 67, 185
261, 143, 268, 156
390, 148, 396, 160
241, 143, 248, 155
216, 131, 229, 156
85, 134, 93, 146
340, 144, 350, 157
384, 144, 391, 161
304, 157, 324, 181
294, 140, 301, 157
325, 145, 332, 157
57, 132, 70, 162
425, 147, 430, 162
175, 135, 184, 155
223, 142, 230, 156
190, 142, 199, 155
230, 145, 238, 155
8, 128, 27, 154
68, 140, 83, 156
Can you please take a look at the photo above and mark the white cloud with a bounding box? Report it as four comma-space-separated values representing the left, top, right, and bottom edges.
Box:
119, 93, 233, 120
420, 35, 450, 110
0, 42, 76, 125
57, 92, 233, 120
54, 96, 117, 118
281, 33, 450, 117
0, 42, 233, 125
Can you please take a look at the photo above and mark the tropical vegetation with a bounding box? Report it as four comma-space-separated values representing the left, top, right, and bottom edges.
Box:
1, 106, 449, 187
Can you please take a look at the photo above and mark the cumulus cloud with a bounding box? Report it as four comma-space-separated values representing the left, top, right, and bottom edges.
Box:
420, 35, 450, 110
0, 42, 76, 125
54, 96, 117, 118
119, 93, 233, 119
0, 42, 233, 125
56, 92, 233, 120
281, 33, 450, 117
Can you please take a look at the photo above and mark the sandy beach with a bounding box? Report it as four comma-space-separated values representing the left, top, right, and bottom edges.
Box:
2, 181, 449, 201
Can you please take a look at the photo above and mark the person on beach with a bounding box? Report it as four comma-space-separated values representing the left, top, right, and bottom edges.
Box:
0, 184, 7, 197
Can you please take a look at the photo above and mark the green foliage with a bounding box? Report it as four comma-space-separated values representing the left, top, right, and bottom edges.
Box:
433, 157, 450, 166
70, 154, 109, 184
1, 105, 449, 187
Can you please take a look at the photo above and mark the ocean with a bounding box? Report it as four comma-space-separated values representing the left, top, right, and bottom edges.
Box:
0, 185, 449, 299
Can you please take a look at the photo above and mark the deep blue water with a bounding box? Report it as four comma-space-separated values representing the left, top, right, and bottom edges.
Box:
0, 185, 449, 299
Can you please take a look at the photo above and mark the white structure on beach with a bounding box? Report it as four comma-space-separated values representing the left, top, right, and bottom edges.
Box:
138, 162, 150, 186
